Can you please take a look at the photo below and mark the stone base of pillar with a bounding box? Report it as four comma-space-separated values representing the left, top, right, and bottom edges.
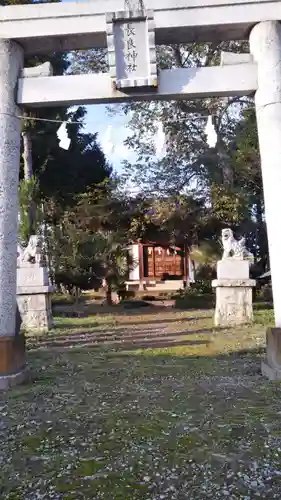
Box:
0, 334, 28, 390
17, 285, 53, 334
261, 361, 281, 381
0, 368, 29, 391
17, 263, 54, 334
261, 328, 281, 380
212, 259, 256, 327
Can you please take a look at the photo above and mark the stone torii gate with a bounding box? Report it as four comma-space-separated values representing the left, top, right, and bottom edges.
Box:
0, 0, 281, 387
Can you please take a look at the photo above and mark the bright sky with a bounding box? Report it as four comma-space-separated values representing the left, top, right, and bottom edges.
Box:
62, 0, 170, 177
61, 0, 134, 172
60, 1, 214, 179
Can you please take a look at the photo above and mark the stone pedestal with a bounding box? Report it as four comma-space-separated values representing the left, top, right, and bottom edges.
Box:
17, 263, 54, 333
261, 328, 281, 380
212, 259, 256, 327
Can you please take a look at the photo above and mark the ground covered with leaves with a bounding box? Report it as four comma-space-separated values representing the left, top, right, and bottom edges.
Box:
1, 305, 281, 500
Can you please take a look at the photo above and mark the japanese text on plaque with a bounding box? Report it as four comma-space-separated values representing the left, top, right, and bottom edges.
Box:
124, 23, 138, 73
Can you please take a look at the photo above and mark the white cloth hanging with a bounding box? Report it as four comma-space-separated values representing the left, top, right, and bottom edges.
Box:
154, 120, 166, 158
102, 125, 115, 156
204, 115, 218, 148
57, 122, 71, 150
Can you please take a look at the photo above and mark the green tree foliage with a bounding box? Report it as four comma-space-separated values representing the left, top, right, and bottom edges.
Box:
140, 195, 205, 246
111, 42, 267, 265
3, 0, 70, 160
115, 42, 250, 194
190, 241, 221, 267
45, 191, 132, 304
37, 107, 112, 206
3, 0, 112, 244
47, 209, 103, 296
69, 49, 108, 75
231, 106, 268, 267
89, 231, 131, 305
4, 0, 70, 239
6, 3, 268, 279
18, 178, 41, 245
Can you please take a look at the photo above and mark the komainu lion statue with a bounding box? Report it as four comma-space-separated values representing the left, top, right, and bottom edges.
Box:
221, 228, 252, 260
17, 235, 42, 265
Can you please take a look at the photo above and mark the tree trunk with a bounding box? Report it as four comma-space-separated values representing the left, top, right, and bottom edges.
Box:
215, 126, 234, 187
105, 279, 113, 306
255, 196, 268, 271
218, 147, 233, 187
74, 286, 81, 310
183, 242, 188, 288
22, 129, 33, 181
21, 128, 36, 236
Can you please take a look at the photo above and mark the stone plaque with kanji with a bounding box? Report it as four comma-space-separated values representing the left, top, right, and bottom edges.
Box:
106, 10, 157, 89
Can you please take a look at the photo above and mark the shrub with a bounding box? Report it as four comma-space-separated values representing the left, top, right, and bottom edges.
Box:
117, 289, 136, 301
175, 293, 214, 310
255, 284, 273, 303
190, 279, 212, 295
52, 293, 76, 306
263, 285, 273, 302
195, 264, 216, 281
173, 285, 215, 310
142, 295, 157, 301
122, 300, 150, 309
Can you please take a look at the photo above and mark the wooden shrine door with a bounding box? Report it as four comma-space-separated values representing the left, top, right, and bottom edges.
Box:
146, 246, 183, 278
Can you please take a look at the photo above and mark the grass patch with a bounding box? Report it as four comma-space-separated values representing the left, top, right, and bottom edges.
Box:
173, 291, 215, 310
52, 293, 76, 305
254, 307, 274, 326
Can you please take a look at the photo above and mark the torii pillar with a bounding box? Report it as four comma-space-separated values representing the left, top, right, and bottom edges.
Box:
250, 21, 281, 327
0, 39, 27, 389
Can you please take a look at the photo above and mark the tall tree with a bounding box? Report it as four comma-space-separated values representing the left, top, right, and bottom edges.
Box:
4, 0, 112, 244
115, 41, 250, 196
34, 107, 112, 206
231, 106, 267, 267
114, 42, 265, 259
68, 35, 266, 262
3, 0, 70, 241
45, 187, 132, 303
